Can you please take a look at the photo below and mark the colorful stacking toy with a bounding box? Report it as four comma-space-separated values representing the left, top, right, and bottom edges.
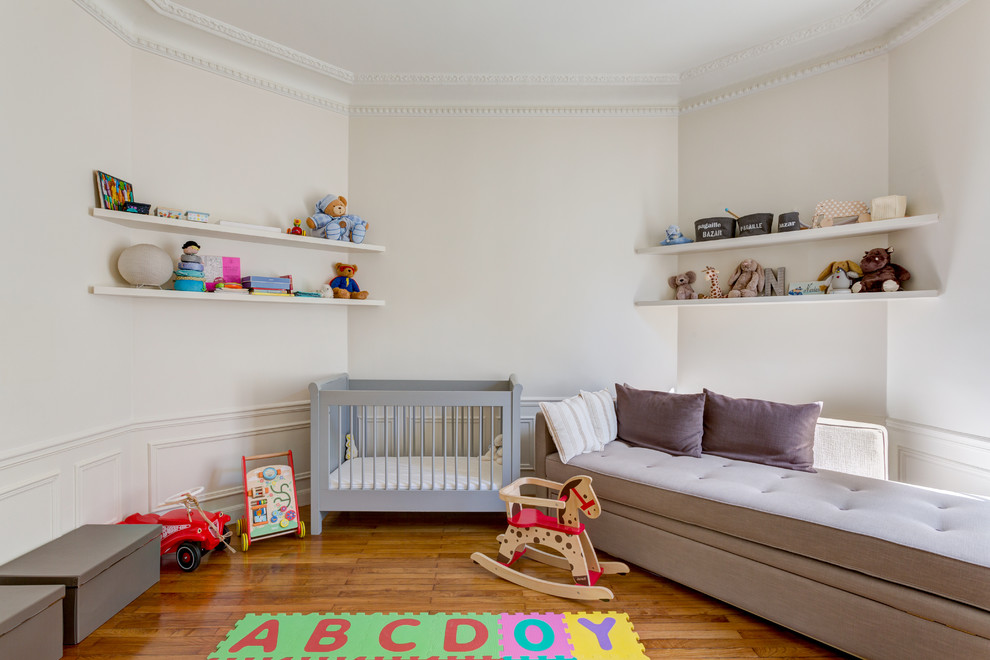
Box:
174, 240, 206, 292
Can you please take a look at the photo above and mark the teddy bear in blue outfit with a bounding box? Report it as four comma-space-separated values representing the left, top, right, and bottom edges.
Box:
329, 262, 368, 299
306, 194, 368, 243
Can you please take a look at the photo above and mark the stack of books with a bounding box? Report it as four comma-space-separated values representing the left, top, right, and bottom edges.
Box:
242, 275, 293, 296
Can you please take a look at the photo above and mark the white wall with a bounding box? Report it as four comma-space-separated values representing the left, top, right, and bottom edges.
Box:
0, 5, 350, 562
885, 0, 990, 492
128, 50, 351, 418
0, 1, 135, 561
0, 1, 133, 452
676, 58, 892, 422
346, 117, 680, 398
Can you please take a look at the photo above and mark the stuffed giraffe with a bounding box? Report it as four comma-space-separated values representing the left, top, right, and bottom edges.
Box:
703, 265, 724, 299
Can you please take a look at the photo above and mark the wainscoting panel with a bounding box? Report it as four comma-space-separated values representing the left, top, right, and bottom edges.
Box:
141, 411, 311, 513
886, 418, 990, 496
0, 472, 60, 564
0, 401, 313, 562
75, 451, 122, 525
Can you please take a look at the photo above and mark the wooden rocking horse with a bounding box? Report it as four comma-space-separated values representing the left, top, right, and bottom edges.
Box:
471, 475, 629, 601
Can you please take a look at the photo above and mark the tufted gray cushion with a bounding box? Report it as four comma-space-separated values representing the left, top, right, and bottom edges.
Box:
550, 440, 990, 612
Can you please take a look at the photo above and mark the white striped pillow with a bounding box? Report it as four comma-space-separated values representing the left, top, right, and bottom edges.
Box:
581, 389, 617, 450
539, 395, 598, 464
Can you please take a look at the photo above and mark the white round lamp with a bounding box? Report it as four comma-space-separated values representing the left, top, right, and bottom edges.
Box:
117, 243, 172, 287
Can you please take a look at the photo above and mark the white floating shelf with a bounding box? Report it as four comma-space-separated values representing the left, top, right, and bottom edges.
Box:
635, 214, 939, 255
635, 290, 939, 308
91, 285, 385, 306
90, 208, 385, 253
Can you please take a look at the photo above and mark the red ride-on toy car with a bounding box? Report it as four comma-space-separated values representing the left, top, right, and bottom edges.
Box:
120, 487, 235, 572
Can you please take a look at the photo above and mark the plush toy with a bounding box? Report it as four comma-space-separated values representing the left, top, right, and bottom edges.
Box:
483, 435, 503, 465
306, 195, 346, 241
817, 260, 864, 294
329, 262, 369, 299
306, 194, 369, 243
344, 433, 359, 460
668, 271, 698, 300
851, 247, 911, 293
660, 225, 693, 246
701, 265, 724, 299
726, 258, 764, 297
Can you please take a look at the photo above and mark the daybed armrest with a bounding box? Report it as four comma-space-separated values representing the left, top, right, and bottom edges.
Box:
535, 412, 554, 479
813, 417, 889, 479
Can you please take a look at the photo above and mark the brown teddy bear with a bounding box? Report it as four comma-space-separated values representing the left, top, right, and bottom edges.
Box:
851, 247, 910, 293
668, 271, 698, 300
329, 262, 369, 299
726, 258, 764, 297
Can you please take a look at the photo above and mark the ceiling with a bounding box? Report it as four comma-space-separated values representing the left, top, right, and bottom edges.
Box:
79, 0, 965, 113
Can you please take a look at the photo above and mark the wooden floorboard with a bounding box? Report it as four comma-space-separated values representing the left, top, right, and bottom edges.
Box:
62, 509, 853, 659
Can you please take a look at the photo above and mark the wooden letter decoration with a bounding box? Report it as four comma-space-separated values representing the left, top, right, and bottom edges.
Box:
764, 267, 786, 296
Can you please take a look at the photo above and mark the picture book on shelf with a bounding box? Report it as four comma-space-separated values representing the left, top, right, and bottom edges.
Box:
94, 170, 134, 211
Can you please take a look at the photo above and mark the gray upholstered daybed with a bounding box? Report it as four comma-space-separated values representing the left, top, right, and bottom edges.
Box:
535, 412, 990, 659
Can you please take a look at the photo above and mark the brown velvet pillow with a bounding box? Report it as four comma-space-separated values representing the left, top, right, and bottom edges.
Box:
702, 389, 821, 472
615, 384, 705, 458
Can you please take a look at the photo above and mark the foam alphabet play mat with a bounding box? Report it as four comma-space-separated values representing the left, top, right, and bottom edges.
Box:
209, 611, 647, 660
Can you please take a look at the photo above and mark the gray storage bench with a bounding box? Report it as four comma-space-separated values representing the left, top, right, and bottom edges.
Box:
0, 524, 161, 644
0, 584, 65, 659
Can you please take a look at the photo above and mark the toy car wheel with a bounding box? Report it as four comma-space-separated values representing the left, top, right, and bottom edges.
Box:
176, 542, 202, 572
240, 532, 250, 552
297, 520, 306, 539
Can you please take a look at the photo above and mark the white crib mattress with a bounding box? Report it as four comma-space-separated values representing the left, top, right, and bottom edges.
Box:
329, 456, 501, 490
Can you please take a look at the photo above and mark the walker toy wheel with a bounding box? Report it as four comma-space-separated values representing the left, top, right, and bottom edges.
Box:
176, 542, 202, 572
296, 521, 306, 539
240, 533, 250, 552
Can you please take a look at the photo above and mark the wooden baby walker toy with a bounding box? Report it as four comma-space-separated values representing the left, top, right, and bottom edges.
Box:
471, 475, 629, 601
238, 450, 305, 551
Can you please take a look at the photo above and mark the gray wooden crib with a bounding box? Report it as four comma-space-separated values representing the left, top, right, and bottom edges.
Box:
309, 374, 522, 534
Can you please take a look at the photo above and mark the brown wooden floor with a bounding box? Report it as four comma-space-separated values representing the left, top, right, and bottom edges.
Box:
63, 509, 851, 659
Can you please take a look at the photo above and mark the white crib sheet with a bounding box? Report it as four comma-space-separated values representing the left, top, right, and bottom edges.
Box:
329, 456, 501, 490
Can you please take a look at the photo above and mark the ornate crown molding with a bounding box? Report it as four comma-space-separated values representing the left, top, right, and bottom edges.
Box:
681, 0, 968, 114
354, 72, 680, 87
74, 0, 967, 116
680, 42, 888, 115
349, 105, 679, 118
680, 0, 887, 81
143, 0, 354, 83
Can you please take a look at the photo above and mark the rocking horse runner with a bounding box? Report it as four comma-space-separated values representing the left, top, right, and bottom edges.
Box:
471, 475, 629, 600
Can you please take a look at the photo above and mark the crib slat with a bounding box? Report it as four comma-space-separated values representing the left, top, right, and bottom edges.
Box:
454, 406, 459, 490
471, 406, 478, 491
405, 407, 416, 490
419, 405, 424, 491
374, 405, 379, 490
488, 406, 495, 488
440, 406, 447, 490
338, 406, 345, 490
430, 406, 436, 490
406, 406, 411, 491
